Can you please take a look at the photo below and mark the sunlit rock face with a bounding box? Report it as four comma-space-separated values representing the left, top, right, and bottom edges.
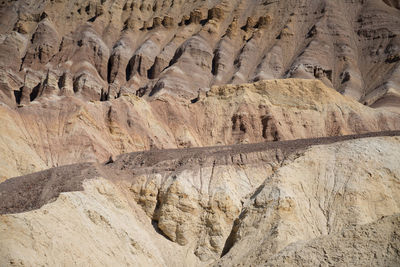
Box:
0, 0, 400, 266
1, 79, 400, 181
0, 0, 400, 107
1, 135, 400, 266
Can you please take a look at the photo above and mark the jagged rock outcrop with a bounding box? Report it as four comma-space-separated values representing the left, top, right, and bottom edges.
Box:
1, 134, 400, 265
0, 0, 399, 109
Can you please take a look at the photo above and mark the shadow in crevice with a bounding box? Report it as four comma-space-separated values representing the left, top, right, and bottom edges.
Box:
30, 83, 41, 101
221, 218, 240, 257
14, 88, 22, 104
151, 220, 172, 241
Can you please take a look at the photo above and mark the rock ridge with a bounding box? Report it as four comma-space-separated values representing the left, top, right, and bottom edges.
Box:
1, 135, 400, 265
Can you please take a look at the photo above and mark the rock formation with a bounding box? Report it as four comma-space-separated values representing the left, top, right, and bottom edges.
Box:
1, 133, 400, 265
1, 79, 400, 181
0, 0, 400, 266
0, 0, 399, 108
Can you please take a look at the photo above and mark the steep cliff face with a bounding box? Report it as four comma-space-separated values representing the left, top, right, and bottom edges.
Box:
1, 135, 400, 266
1, 79, 400, 181
0, 0, 399, 109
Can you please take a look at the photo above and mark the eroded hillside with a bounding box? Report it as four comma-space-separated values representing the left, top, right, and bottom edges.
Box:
1, 79, 400, 181
0, 0, 399, 108
0, 1, 400, 266
1, 133, 400, 266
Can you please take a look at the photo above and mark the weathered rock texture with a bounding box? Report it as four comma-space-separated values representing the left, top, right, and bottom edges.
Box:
1, 79, 400, 181
0, 0, 399, 109
0, 0, 400, 265
1, 134, 400, 266
216, 135, 400, 266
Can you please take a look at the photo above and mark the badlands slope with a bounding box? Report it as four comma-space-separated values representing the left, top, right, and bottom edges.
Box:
1, 133, 400, 266
0, 0, 400, 266
1, 79, 400, 181
0, 0, 399, 107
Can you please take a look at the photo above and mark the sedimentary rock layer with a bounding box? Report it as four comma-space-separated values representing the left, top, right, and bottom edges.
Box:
1, 79, 400, 181
0, 0, 399, 109
0, 1, 399, 265
1, 134, 400, 265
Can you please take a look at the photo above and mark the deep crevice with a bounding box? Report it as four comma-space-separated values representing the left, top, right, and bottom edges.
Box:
149, 81, 164, 96
30, 83, 40, 101
147, 62, 156, 79
58, 73, 66, 90
107, 55, 113, 84
221, 218, 240, 257
100, 88, 108, 101
211, 49, 219, 76
14, 88, 22, 104
168, 47, 184, 67
190, 97, 199, 104
125, 56, 135, 81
